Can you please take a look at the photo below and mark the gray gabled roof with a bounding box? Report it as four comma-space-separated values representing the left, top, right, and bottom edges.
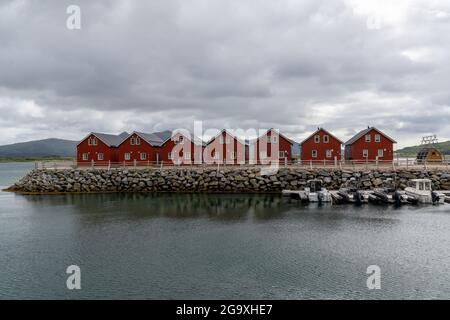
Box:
134, 130, 172, 147
90, 132, 125, 147
344, 127, 396, 145
169, 131, 206, 147
152, 130, 172, 143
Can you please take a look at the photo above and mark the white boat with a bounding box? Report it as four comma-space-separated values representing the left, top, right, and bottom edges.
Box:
304, 179, 332, 203
282, 180, 332, 203
404, 179, 445, 204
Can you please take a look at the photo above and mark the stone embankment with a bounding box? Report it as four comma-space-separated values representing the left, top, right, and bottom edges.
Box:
4, 168, 450, 194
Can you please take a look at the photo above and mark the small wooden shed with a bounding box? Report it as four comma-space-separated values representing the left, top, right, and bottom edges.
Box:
416, 147, 443, 163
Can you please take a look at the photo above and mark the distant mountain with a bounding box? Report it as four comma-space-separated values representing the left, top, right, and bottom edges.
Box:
0, 138, 78, 158
395, 141, 450, 156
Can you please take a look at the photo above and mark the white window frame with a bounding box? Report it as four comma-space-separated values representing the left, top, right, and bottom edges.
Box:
82, 153, 88, 160
124, 153, 131, 161
140, 152, 147, 160
179, 136, 184, 145
88, 137, 97, 146
98, 153, 104, 161
314, 135, 320, 143
230, 151, 237, 160
168, 152, 173, 160
184, 152, 191, 160
135, 137, 140, 145
377, 149, 384, 157
365, 134, 371, 142
278, 151, 285, 159
363, 149, 369, 158
375, 134, 381, 143
323, 135, 329, 143
271, 135, 278, 144
326, 150, 332, 158
312, 150, 318, 158
130, 137, 135, 145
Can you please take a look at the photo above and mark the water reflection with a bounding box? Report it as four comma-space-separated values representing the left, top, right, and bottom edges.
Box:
21, 193, 302, 221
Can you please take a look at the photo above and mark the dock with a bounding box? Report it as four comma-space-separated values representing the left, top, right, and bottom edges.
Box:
282, 190, 308, 201
438, 191, 450, 204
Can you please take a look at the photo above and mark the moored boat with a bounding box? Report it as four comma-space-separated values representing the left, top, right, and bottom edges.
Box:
405, 179, 445, 204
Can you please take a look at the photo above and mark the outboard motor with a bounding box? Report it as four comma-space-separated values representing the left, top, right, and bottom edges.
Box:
318, 192, 325, 204
393, 191, 402, 207
432, 191, 440, 205
355, 190, 364, 205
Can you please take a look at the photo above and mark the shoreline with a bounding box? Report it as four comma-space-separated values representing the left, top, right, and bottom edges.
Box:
6, 167, 450, 194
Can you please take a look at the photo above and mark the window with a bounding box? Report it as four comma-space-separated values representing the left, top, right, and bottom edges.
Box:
98, 153, 104, 161
124, 153, 131, 160
314, 135, 320, 143
184, 152, 191, 160
363, 149, 368, 158
168, 152, 173, 160
271, 135, 278, 144
259, 151, 267, 159
230, 152, 237, 160
419, 182, 424, 190
326, 150, 332, 158
323, 135, 329, 143
365, 134, 371, 142
179, 136, 184, 145
130, 137, 135, 145
378, 149, 384, 157
140, 153, 147, 160
312, 150, 318, 158
425, 182, 431, 191
88, 137, 97, 146
135, 137, 140, 145
82, 153, 88, 160
278, 151, 285, 159
219, 136, 224, 144
375, 134, 381, 142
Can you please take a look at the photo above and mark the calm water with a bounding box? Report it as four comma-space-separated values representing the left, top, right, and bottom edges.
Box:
1, 163, 450, 299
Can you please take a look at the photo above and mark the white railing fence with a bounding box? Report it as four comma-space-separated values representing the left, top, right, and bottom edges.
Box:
34, 158, 450, 170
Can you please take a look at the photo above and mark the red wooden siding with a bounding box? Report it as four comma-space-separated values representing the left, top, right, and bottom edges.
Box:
344, 128, 395, 161
254, 129, 293, 164
301, 128, 342, 162
204, 131, 247, 164
117, 133, 157, 164
159, 132, 203, 165
77, 134, 119, 165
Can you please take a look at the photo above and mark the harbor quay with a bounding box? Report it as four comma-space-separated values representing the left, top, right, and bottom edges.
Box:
5, 167, 450, 194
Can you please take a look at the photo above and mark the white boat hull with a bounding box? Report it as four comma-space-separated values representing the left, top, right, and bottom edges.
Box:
405, 187, 432, 204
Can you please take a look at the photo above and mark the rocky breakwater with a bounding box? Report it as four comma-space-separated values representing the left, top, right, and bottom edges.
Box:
4, 168, 450, 194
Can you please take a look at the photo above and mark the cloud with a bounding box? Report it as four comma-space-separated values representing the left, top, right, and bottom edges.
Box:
0, 0, 449, 147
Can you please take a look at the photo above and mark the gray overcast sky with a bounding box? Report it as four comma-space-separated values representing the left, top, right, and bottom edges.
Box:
0, 0, 449, 148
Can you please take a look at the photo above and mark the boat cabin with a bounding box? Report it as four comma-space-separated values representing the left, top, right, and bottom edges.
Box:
408, 179, 432, 192
307, 179, 323, 193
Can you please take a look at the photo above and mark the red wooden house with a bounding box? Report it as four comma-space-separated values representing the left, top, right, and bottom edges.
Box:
117, 131, 172, 165
204, 129, 247, 164
252, 128, 294, 164
159, 131, 205, 165
77, 132, 126, 165
344, 127, 396, 162
300, 128, 342, 162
